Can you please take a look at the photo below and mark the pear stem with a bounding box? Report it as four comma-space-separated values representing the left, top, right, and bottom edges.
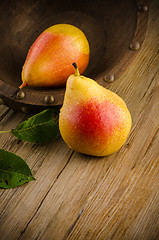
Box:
72, 62, 80, 76
19, 82, 27, 90
13, 82, 27, 99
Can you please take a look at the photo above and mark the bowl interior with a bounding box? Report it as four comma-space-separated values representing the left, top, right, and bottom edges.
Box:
0, 0, 137, 91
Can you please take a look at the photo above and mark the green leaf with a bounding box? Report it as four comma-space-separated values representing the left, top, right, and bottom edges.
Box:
0, 149, 35, 189
11, 109, 59, 144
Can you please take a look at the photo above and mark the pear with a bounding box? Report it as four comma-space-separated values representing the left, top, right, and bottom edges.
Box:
59, 63, 132, 157
20, 24, 89, 89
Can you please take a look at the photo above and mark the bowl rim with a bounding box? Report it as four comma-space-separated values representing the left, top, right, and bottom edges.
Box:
0, 0, 149, 113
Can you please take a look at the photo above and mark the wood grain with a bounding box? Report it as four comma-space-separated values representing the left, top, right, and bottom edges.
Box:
0, 0, 159, 239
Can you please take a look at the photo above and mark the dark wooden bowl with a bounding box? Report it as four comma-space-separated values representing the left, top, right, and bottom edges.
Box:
0, 0, 149, 113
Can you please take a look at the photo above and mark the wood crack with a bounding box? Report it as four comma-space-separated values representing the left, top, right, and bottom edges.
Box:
61, 158, 116, 239
0, 188, 19, 221
17, 150, 74, 239
140, 69, 158, 101
63, 209, 84, 240
55, 150, 74, 182
143, 128, 159, 158
0, 108, 11, 122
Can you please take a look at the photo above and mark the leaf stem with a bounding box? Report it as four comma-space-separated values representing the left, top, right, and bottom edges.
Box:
0, 130, 11, 134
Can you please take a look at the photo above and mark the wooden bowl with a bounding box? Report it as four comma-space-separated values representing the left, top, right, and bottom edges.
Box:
0, 0, 149, 113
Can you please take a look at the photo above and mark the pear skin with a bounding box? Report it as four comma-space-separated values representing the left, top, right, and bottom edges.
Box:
21, 24, 89, 88
59, 66, 132, 157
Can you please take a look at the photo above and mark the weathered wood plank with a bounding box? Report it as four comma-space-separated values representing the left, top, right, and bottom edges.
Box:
0, 111, 73, 239
67, 75, 159, 240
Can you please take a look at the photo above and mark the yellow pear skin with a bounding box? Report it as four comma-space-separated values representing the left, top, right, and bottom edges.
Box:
59, 66, 132, 156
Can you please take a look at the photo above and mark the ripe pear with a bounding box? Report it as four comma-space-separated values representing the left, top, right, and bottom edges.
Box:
20, 24, 89, 89
59, 64, 132, 157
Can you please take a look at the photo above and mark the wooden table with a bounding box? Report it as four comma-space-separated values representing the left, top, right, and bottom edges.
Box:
0, 1, 158, 239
